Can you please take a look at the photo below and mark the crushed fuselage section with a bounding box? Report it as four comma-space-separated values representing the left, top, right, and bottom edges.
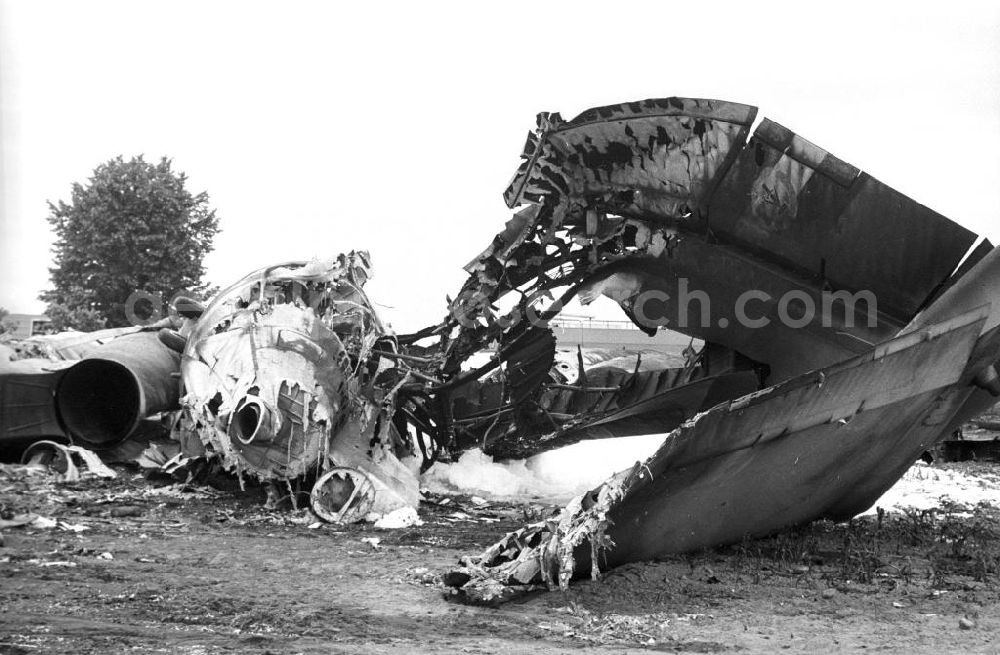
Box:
177, 252, 419, 514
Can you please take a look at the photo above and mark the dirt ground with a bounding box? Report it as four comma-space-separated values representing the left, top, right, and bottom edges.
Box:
2, 463, 1000, 654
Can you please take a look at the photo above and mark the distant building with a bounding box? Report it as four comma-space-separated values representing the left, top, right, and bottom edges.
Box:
4, 314, 52, 338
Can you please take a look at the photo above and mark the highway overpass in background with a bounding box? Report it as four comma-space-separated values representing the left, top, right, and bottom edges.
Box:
549, 316, 697, 353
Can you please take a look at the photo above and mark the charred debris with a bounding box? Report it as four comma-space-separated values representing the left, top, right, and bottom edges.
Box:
3, 97, 999, 601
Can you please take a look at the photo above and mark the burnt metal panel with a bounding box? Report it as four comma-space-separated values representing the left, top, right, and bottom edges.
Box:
504, 97, 758, 218
655, 308, 988, 470
827, 173, 977, 318
703, 119, 978, 321
540, 370, 760, 447
448, 309, 995, 600
0, 366, 65, 447
606, 243, 901, 382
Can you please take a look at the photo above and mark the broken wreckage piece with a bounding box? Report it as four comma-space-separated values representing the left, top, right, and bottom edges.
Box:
432, 96, 1000, 600
5, 96, 997, 577
176, 253, 420, 522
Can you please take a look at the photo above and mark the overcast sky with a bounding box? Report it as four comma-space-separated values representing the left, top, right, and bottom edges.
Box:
2, 0, 999, 332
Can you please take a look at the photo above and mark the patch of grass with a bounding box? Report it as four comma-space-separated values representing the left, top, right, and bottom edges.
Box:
719, 501, 1000, 590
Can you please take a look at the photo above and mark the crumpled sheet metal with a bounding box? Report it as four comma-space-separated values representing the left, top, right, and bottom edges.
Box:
452, 96, 981, 386
582, 240, 903, 382
502, 101, 976, 321
503, 97, 757, 214
700, 118, 978, 320
177, 252, 419, 513
57, 330, 182, 447
5, 326, 146, 362
441, 96, 1000, 601
450, 304, 1000, 602
455, 468, 633, 604
452, 348, 759, 460
21, 440, 118, 481
0, 328, 181, 451
180, 255, 361, 479
0, 358, 72, 447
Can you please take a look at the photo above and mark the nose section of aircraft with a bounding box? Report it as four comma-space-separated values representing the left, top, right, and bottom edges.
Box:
179, 253, 377, 481
177, 252, 421, 519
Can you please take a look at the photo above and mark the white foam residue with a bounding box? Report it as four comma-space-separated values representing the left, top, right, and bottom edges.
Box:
422, 435, 1000, 516
373, 506, 424, 529
865, 462, 1000, 514
421, 434, 666, 503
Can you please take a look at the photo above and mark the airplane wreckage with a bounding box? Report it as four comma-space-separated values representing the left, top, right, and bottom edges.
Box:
3, 97, 1000, 603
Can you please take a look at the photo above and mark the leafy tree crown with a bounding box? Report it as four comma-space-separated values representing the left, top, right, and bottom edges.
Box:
40, 156, 219, 328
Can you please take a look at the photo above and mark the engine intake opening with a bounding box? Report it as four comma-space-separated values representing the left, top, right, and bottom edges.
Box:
231, 397, 268, 444
56, 359, 141, 448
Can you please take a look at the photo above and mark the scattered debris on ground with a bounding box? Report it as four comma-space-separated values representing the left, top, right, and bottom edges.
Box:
2, 461, 1000, 653
6, 99, 1000, 594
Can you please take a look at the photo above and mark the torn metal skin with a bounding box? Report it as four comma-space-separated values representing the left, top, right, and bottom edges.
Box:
7, 96, 998, 582
176, 252, 419, 516
1, 325, 182, 452
425, 97, 1000, 601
